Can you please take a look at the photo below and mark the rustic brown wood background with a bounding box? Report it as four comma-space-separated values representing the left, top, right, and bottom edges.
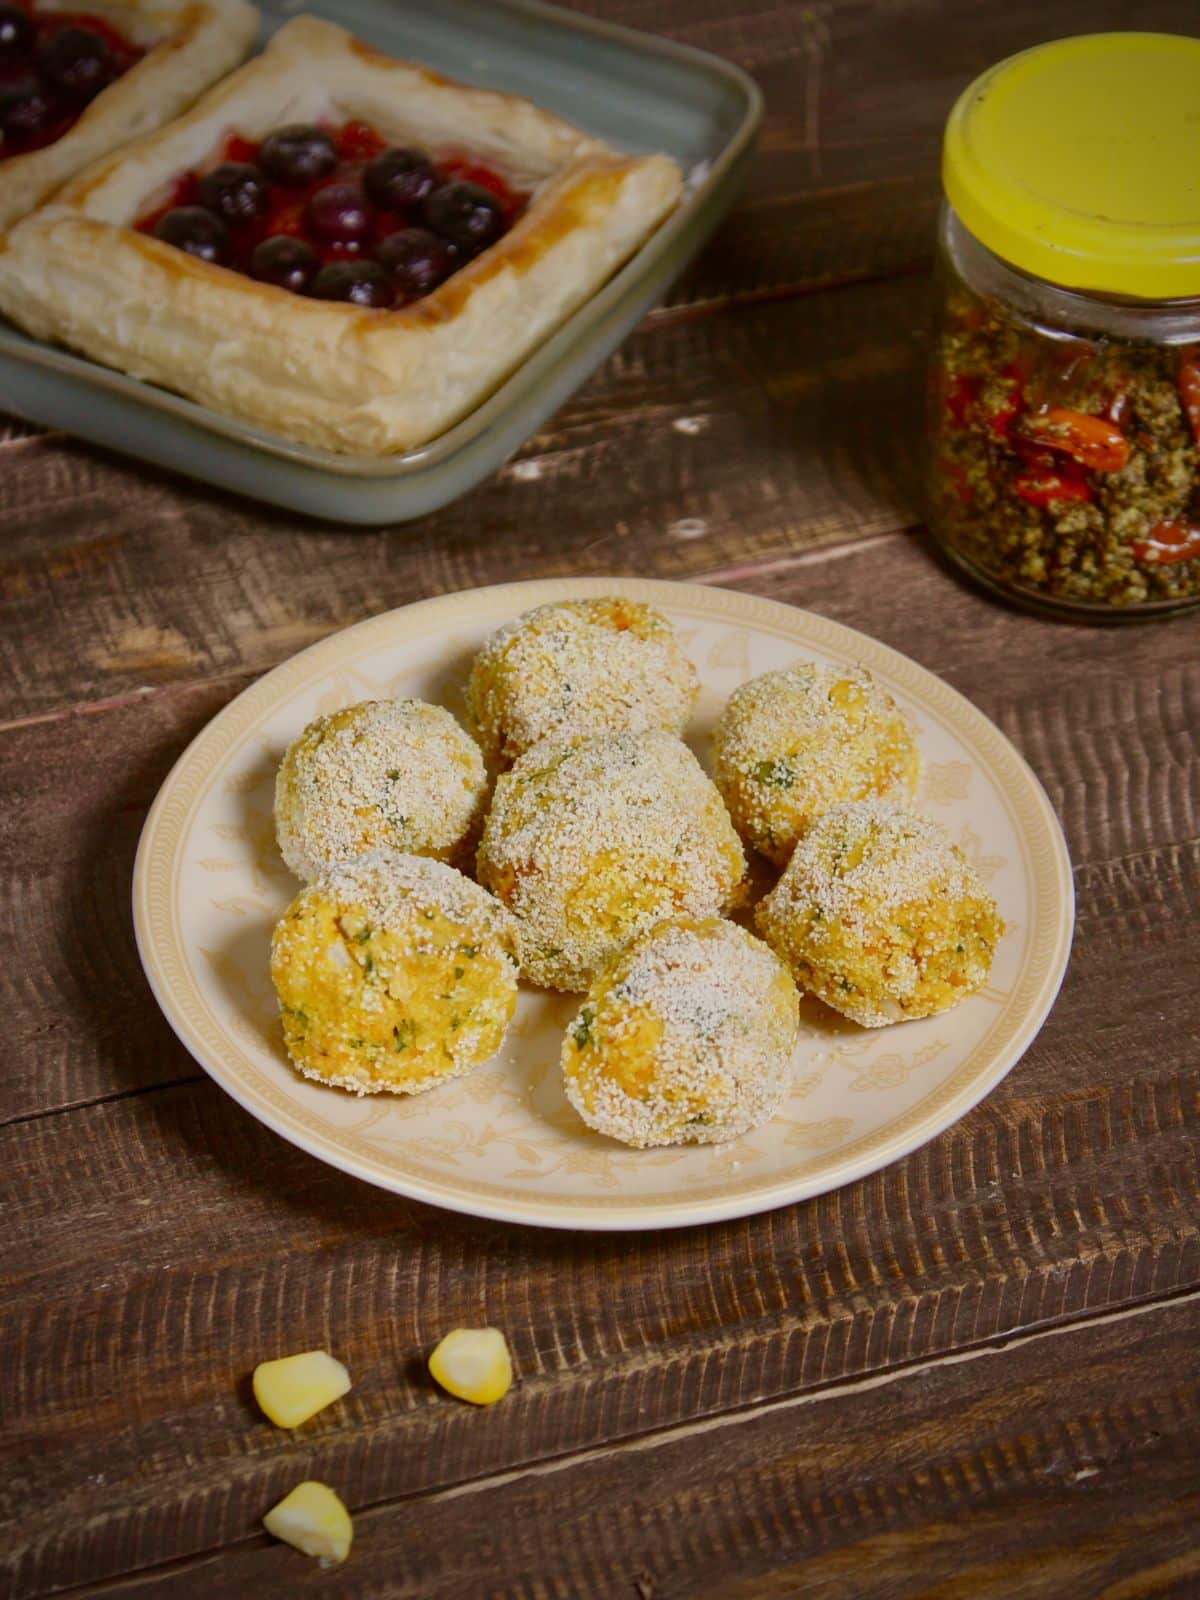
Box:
4, 2, 1200, 1595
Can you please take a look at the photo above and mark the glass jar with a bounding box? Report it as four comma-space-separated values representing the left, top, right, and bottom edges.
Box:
925, 33, 1200, 620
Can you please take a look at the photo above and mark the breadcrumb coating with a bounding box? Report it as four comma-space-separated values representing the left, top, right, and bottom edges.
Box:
563, 916, 800, 1147
755, 799, 1002, 1027
275, 700, 486, 881
270, 850, 519, 1094
713, 663, 919, 865
466, 598, 698, 768
477, 729, 746, 991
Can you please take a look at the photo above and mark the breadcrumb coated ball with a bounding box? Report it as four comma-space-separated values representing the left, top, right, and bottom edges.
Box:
755, 799, 1002, 1028
562, 916, 800, 1148
275, 700, 486, 882
465, 597, 699, 768
713, 663, 919, 866
270, 851, 519, 1095
476, 730, 746, 991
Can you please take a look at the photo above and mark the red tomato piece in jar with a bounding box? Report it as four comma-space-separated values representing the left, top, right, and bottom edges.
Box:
1132, 519, 1200, 565
986, 392, 1020, 439
1011, 469, 1094, 508
1177, 349, 1200, 447
1019, 408, 1130, 473
942, 373, 978, 427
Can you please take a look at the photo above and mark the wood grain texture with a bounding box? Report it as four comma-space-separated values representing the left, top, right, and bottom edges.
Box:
658, 0, 1198, 314
49, 1296, 1200, 1599
0, 676, 251, 1124
4, 1063, 1198, 1594
3, 541, 1199, 1593
0, 273, 928, 723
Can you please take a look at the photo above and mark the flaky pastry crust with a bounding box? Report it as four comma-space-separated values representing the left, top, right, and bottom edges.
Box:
0, 15, 684, 454
0, 0, 259, 231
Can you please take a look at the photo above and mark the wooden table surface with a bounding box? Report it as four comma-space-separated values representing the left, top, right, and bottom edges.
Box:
4, 2, 1200, 1596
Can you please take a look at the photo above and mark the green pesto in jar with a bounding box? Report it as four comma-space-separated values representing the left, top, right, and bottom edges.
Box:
929, 282, 1200, 610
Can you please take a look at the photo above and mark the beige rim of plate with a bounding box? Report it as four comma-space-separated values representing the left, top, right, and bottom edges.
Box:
133, 578, 1074, 1231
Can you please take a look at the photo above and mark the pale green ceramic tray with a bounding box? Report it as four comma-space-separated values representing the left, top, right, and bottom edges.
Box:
0, 0, 760, 523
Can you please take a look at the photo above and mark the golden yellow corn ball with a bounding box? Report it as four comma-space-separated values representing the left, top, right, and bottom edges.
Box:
712, 663, 919, 865
270, 851, 519, 1095
465, 597, 698, 768
563, 916, 800, 1148
755, 799, 1003, 1027
477, 730, 746, 991
275, 699, 486, 881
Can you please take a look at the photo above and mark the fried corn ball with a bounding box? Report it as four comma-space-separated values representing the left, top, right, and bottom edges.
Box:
712, 663, 919, 865
562, 916, 800, 1148
270, 851, 519, 1095
755, 799, 1003, 1027
275, 699, 486, 881
476, 730, 746, 991
465, 597, 699, 768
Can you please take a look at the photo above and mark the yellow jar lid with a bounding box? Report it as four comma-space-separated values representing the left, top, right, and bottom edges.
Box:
943, 32, 1200, 301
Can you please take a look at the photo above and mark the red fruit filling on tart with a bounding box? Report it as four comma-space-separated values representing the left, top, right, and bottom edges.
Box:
133, 120, 529, 307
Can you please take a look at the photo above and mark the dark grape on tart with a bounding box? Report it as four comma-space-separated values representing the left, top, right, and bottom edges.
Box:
0, 0, 143, 160
133, 120, 529, 308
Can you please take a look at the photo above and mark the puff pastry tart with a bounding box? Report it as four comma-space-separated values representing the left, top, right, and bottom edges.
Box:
0, 0, 258, 230
0, 15, 684, 454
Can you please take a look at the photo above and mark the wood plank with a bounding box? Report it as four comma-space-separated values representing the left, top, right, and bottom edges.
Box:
3, 1090, 1197, 1594
0, 274, 929, 725
0, 677, 250, 1124
576, 0, 1200, 106
661, 0, 1196, 311
38, 1293, 1200, 1598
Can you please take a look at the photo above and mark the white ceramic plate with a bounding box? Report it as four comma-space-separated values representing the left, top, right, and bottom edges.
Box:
133, 578, 1073, 1230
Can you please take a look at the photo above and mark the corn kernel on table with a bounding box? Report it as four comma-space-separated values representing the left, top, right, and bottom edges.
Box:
3, 2, 1199, 1595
